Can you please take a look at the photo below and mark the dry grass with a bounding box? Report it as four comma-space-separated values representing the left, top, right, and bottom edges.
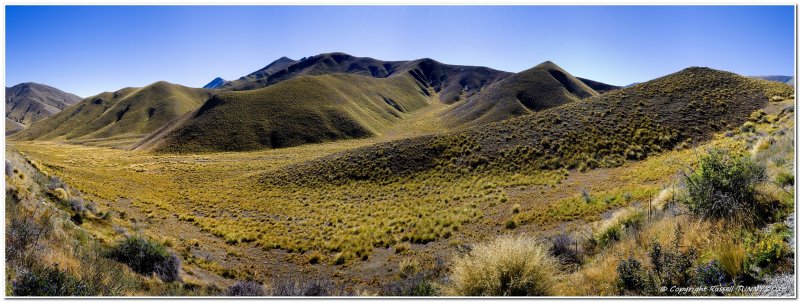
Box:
446, 234, 559, 296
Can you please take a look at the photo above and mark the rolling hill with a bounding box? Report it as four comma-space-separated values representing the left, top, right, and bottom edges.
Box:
6, 83, 82, 134
443, 61, 599, 127
133, 72, 432, 152
752, 75, 794, 86
264, 67, 795, 186
10, 81, 213, 142
135, 59, 607, 153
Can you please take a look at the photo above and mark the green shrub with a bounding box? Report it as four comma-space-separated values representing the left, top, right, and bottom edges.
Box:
12, 265, 91, 296
107, 236, 181, 282
775, 172, 794, 187
616, 256, 647, 294
447, 235, 558, 296
682, 149, 766, 223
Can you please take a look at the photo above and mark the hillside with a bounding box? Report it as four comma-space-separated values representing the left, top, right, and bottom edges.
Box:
133, 72, 432, 152
444, 61, 598, 127
5, 83, 82, 134
220, 52, 512, 104
577, 77, 621, 93
10, 81, 212, 142
267, 67, 794, 185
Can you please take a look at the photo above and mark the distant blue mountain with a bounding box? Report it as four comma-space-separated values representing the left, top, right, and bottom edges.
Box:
202, 77, 226, 89
751, 75, 794, 86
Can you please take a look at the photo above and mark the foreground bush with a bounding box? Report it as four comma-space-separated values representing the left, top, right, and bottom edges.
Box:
12, 265, 90, 296
682, 149, 766, 223
447, 234, 558, 296
226, 281, 266, 296
107, 236, 181, 282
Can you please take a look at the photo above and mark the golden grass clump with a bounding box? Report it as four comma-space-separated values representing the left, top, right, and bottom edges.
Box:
53, 187, 69, 201
712, 239, 746, 279
447, 234, 559, 296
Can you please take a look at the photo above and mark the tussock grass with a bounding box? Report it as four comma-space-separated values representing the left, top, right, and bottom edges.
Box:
447, 234, 559, 296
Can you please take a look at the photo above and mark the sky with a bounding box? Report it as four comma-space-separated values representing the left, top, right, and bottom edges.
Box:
5, 5, 796, 97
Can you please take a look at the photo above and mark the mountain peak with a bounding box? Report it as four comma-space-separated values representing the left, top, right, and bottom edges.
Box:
203, 77, 226, 89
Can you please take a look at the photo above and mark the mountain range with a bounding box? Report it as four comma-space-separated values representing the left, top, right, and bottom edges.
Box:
8, 52, 794, 160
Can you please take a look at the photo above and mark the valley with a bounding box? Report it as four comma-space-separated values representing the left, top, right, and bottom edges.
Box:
5, 52, 796, 296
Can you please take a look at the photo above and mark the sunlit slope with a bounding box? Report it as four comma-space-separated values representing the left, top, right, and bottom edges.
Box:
134, 73, 434, 152
268, 67, 794, 185
11, 82, 213, 142
6, 82, 82, 134
444, 61, 599, 127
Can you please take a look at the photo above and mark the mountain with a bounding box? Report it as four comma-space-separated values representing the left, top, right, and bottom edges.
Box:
752, 75, 794, 86
264, 67, 795, 186
5, 82, 82, 135
133, 73, 432, 153
11, 81, 213, 142
443, 61, 598, 127
577, 77, 621, 93
220, 52, 512, 104
202, 77, 226, 89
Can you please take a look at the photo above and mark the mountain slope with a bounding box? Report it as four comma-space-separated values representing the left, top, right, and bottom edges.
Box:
6, 83, 82, 134
577, 77, 621, 93
133, 72, 432, 153
265, 67, 795, 185
11, 81, 213, 142
443, 61, 598, 127
221, 52, 512, 104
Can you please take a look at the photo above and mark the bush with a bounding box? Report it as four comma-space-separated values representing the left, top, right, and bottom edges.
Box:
447, 235, 558, 296
107, 236, 181, 282
549, 233, 581, 265
12, 265, 91, 296
226, 281, 266, 296
398, 258, 420, 279
682, 149, 766, 223
616, 256, 647, 294
775, 172, 794, 187
271, 278, 346, 296
748, 232, 790, 273
380, 272, 438, 296
694, 260, 728, 287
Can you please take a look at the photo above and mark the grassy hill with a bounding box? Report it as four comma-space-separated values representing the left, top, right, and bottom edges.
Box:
10, 81, 212, 142
134, 73, 433, 152
444, 61, 598, 127
6, 82, 82, 134
221, 52, 512, 104
267, 67, 794, 185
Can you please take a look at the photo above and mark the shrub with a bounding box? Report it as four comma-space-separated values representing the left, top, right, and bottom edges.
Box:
447, 234, 558, 296
380, 272, 438, 296
271, 278, 345, 296
307, 252, 324, 264
107, 236, 181, 282
12, 265, 91, 296
682, 149, 766, 224
398, 258, 420, 279
549, 233, 581, 265
748, 232, 790, 273
226, 281, 266, 296
775, 172, 794, 187
694, 260, 728, 287
616, 256, 647, 294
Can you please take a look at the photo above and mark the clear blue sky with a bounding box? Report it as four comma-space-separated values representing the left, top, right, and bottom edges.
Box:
6, 5, 795, 97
